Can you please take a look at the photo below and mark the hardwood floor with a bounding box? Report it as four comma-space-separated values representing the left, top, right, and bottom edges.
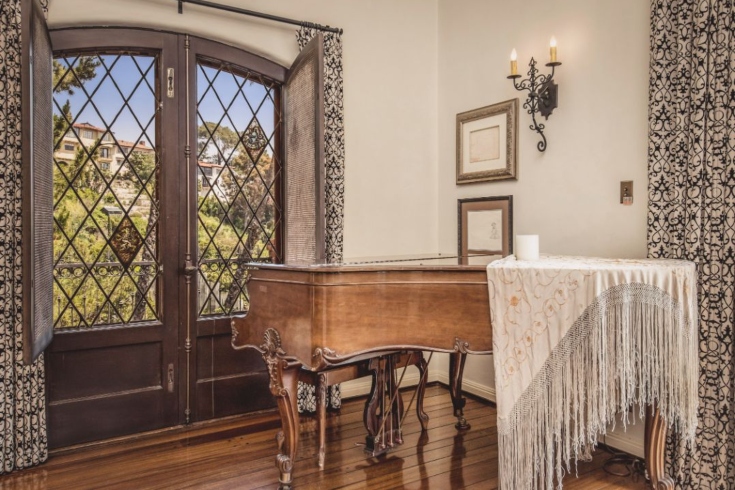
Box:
0, 385, 648, 489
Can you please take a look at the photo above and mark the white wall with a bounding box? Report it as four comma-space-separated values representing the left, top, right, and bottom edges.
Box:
436, 0, 650, 456
47, 0, 440, 259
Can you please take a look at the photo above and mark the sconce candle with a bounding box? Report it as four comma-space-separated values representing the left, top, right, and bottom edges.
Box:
550, 36, 557, 63
506, 39, 561, 152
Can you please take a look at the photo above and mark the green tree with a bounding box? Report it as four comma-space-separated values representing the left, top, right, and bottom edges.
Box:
53, 57, 100, 94
219, 145, 276, 311
195, 120, 278, 313
52, 57, 101, 154
198, 122, 239, 165
120, 150, 158, 322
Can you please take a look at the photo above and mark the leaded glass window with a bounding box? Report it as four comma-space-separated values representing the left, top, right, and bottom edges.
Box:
196, 59, 282, 316
52, 53, 160, 328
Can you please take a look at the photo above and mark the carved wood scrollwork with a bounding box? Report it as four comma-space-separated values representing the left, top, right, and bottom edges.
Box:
312, 346, 338, 369
454, 337, 471, 354
261, 328, 288, 397
275, 431, 294, 488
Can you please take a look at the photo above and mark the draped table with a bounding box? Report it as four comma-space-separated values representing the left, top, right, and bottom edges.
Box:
486, 255, 699, 490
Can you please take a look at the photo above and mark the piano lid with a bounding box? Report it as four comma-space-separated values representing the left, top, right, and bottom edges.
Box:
249, 252, 502, 272
339, 253, 500, 266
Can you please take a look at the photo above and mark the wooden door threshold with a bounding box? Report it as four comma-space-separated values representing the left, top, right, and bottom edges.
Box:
49, 408, 281, 460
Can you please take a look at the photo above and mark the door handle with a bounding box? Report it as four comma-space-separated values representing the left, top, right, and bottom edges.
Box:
167, 363, 175, 393
183, 259, 198, 276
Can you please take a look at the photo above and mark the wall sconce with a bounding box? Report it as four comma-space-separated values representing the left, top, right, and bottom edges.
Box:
508, 37, 562, 152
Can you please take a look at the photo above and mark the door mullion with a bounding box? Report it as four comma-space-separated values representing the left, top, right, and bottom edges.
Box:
160, 30, 184, 427
181, 33, 196, 425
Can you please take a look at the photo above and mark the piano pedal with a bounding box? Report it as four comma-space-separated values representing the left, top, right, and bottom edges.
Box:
360, 429, 406, 458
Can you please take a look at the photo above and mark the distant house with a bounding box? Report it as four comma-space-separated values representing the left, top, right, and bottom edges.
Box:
55, 122, 115, 170
197, 160, 226, 198
54, 122, 156, 214
55, 122, 155, 176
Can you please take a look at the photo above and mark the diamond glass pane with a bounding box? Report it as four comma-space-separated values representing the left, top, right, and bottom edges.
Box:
197, 60, 282, 317
52, 53, 161, 329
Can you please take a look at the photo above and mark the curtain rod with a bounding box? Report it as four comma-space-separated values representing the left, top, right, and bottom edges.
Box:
177, 0, 343, 34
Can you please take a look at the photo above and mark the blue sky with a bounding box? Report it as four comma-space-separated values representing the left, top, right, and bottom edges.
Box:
53, 54, 277, 150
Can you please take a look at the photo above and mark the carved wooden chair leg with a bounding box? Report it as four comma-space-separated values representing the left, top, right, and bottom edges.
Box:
412, 352, 430, 431
449, 352, 470, 430
645, 404, 675, 490
316, 372, 327, 469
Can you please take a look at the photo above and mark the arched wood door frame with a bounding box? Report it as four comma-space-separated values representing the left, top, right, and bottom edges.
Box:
47, 26, 285, 448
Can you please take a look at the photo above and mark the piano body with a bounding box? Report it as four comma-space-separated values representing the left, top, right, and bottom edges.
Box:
230, 260, 493, 488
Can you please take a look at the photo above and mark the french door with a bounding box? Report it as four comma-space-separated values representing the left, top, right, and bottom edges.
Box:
46, 28, 285, 448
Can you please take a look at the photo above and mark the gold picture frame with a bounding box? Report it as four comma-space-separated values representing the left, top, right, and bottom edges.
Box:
456, 99, 519, 184
458, 196, 513, 265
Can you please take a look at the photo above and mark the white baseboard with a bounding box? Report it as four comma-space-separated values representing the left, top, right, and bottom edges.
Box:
600, 428, 645, 458
341, 370, 498, 404
434, 372, 496, 403
437, 376, 645, 458
340, 370, 643, 458
339, 372, 424, 399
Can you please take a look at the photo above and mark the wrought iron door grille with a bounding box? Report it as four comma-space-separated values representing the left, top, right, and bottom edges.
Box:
196, 60, 282, 317
52, 52, 161, 329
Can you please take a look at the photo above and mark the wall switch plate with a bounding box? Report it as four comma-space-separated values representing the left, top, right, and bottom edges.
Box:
620, 181, 633, 205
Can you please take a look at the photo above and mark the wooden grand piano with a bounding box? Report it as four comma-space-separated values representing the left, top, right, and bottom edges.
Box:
230, 259, 493, 488
230, 258, 677, 490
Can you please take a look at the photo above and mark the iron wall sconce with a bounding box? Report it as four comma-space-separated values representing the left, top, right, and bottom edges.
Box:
508, 38, 561, 152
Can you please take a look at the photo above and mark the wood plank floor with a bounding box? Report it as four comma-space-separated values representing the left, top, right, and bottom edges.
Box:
0, 385, 648, 489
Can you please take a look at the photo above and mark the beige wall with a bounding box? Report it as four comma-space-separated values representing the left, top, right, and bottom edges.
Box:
437, 0, 649, 258
47, 0, 440, 259
436, 0, 650, 456
49, 0, 651, 456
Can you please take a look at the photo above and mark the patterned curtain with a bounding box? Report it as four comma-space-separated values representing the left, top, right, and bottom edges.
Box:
0, 0, 49, 473
648, 0, 734, 488
295, 26, 345, 413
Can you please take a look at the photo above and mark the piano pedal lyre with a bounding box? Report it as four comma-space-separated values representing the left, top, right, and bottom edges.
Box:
362, 351, 429, 457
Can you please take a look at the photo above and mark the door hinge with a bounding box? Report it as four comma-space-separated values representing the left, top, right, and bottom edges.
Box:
166, 68, 175, 98
167, 363, 175, 393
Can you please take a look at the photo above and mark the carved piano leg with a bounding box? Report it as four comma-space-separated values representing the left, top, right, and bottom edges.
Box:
261, 329, 301, 490
449, 352, 470, 430
412, 352, 429, 431
363, 356, 386, 455
645, 404, 675, 490
316, 372, 327, 469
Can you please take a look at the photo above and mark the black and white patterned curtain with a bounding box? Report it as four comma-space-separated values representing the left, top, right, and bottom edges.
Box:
648, 0, 734, 487
0, 0, 49, 473
295, 26, 345, 413
296, 27, 345, 264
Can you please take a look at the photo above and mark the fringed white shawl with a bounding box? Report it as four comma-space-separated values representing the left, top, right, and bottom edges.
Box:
486, 255, 698, 490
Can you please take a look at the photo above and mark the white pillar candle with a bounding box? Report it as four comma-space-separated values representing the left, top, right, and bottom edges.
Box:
515, 235, 539, 261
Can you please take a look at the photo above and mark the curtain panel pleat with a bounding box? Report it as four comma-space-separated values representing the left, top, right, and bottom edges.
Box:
294, 26, 345, 414
0, 0, 49, 474
648, 0, 734, 487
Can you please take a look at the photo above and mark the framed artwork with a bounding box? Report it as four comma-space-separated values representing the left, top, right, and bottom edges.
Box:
458, 196, 513, 265
456, 99, 518, 184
